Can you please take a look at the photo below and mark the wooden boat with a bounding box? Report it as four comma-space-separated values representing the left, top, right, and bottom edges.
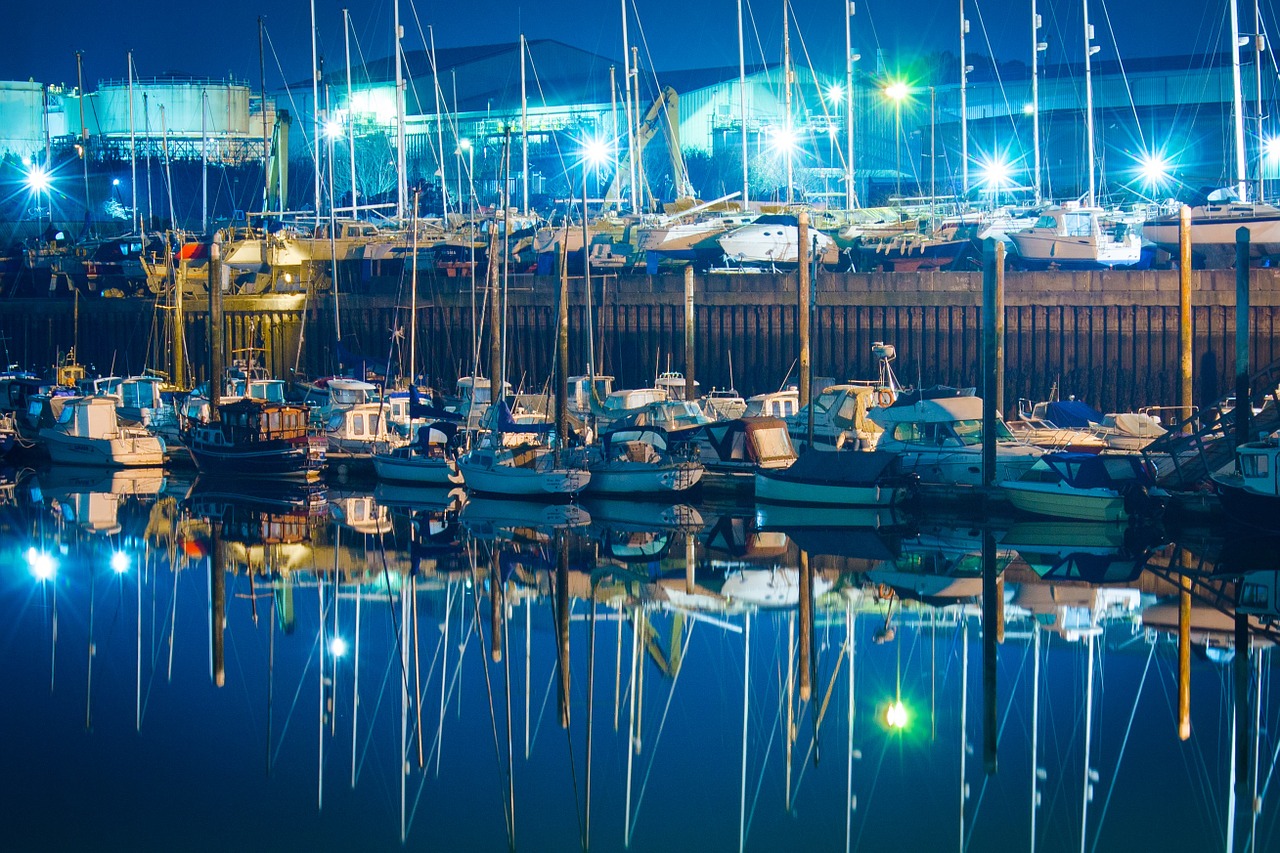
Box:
1001, 452, 1161, 522
754, 447, 913, 507
39, 396, 166, 467
184, 398, 320, 478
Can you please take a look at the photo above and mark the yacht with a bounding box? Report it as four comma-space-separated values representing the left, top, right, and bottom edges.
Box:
1008, 205, 1143, 269
39, 396, 166, 467
1143, 189, 1280, 266
717, 214, 836, 266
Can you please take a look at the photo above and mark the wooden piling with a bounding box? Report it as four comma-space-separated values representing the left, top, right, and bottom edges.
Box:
1179, 206, 1193, 429
684, 265, 695, 401
1236, 227, 1252, 447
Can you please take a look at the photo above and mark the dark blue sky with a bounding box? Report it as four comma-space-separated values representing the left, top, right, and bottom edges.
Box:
0, 0, 1237, 90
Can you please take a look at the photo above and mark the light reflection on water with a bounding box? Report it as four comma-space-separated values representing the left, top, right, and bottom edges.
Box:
1, 466, 1278, 852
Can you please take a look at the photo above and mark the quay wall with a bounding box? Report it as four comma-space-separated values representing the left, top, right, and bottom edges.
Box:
4, 268, 1279, 413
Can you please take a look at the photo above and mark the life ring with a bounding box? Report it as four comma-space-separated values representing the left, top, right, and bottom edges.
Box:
876, 389, 894, 407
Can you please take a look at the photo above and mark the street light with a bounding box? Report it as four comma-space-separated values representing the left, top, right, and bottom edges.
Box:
884, 81, 910, 199
1136, 151, 1172, 194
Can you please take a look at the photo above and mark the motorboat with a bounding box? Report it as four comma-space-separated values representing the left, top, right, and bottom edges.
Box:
1008, 205, 1143, 269
742, 388, 799, 419
325, 402, 404, 469
1000, 452, 1162, 522
184, 398, 321, 478
754, 447, 914, 507
717, 214, 836, 267
583, 426, 703, 496
868, 390, 1042, 487
39, 396, 166, 467
1212, 431, 1280, 531
786, 384, 885, 450
697, 415, 798, 490
1011, 396, 1166, 452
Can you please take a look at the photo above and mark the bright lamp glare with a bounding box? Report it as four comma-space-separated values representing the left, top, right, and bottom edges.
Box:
582, 137, 610, 166
886, 698, 909, 730
1266, 137, 1280, 160
884, 81, 910, 102
111, 550, 130, 574
25, 166, 50, 192
827, 83, 844, 103
1138, 152, 1171, 185
329, 637, 349, 658
980, 156, 1011, 188
27, 547, 56, 581
770, 126, 797, 153
324, 119, 343, 139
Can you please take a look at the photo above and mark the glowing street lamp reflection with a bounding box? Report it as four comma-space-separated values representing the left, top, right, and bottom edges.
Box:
769, 126, 797, 154
324, 118, 344, 140
886, 698, 909, 730
27, 546, 56, 581
581, 137, 611, 167
111, 550, 130, 574
25, 166, 50, 192
329, 636, 349, 658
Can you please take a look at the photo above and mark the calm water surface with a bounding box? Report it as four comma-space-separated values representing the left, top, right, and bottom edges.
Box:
1, 467, 1277, 852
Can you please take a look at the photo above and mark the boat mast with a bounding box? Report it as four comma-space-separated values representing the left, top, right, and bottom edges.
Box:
259, 18, 270, 214
959, 0, 970, 198
621, 0, 638, 212
430, 27, 447, 220
521, 34, 529, 215
739, 0, 749, 210
201, 90, 208, 234
784, 0, 794, 205
1231, 0, 1249, 199
128, 51, 138, 234
344, 9, 357, 216
1256, 0, 1266, 202
1032, 0, 1044, 204
1030, 624, 1041, 852
1082, 0, 1097, 207
75, 51, 93, 237
1079, 631, 1095, 853
959, 618, 969, 853
410, 189, 419, 385
310, 0, 321, 227
845, 1, 856, 209
394, 0, 407, 221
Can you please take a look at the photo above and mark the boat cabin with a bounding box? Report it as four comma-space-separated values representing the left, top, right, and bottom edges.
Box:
200, 399, 310, 446
51, 396, 121, 438
745, 389, 799, 419
567, 375, 615, 414
602, 387, 668, 412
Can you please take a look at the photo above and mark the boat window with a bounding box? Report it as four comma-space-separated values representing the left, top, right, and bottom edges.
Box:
835, 395, 860, 424
1033, 215, 1057, 229
1239, 581, 1271, 609
352, 414, 365, 436
1242, 453, 1270, 479
1063, 213, 1093, 237
891, 422, 927, 442
268, 411, 281, 432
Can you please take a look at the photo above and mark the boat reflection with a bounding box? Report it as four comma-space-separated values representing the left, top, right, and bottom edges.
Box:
4, 477, 1280, 851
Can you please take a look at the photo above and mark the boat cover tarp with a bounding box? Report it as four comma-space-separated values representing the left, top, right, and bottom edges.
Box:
771, 447, 898, 485
1044, 400, 1105, 428
415, 420, 460, 448
495, 400, 553, 434
1042, 452, 1154, 488
602, 426, 669, 454
702, 416, 794, 465
408, 385, 463, 422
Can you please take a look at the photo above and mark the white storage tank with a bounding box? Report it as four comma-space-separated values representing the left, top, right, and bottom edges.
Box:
0, 80, 48, 158
94, 77, 252, 139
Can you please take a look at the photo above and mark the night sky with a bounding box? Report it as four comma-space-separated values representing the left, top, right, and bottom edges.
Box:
0, 0, 1236, 92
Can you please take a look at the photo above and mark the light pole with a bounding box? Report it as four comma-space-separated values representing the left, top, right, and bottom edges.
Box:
25, 163, 51, 239
885, 81, 909, 200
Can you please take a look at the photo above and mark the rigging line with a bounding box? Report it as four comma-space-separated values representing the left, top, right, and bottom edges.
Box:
745, 635, 785, 841
469, 561, 514, 849
742, 0, 772, 99
970, 0, 1025, 151
270, 629, 323, 767
262, 28, 316, 171
355, 635, 400, 783
788, 0, 850, 178
524, 49, 574, 188
788, 636, 850, 803
629, 0, 692, 195
1152, 644, 1223, 844
1089, 640, 1156, 853
403, 4, 450, 182
630, 618, 699, 840
346, 26, 400, 181
423, 602, 478, 766
851, 729, 896, 853
1096, 0, 1147, 154
964, 637, 1033, 851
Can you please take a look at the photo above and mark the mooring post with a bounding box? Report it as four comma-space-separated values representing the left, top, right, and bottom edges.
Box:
556, 232, 569, 460
173, 252, 186, 390
557, 532, 571, 730
1179, 205, 1193, 430
1234, 610, 1252, 837
210, 522, 226, 688
981, 237, 1004, 488
798, 211, 812, 448
208, 232, 223, 421
1177, 559, 1192, 741
798, 549, 812, 703
982, 527, 998, 776
488, 221, 503, 406
684, 265, 696, 402
1235, 226, 1251, 449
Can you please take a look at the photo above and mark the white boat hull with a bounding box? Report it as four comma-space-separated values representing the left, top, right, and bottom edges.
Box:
40, 430, 166, 467
1143, 210, 1280, 260
1008, 232, 1142, 267
584, 461, 703, 495
372, 453, 461, 485
458, 453, 591, 496
753, 472, 899, 506
1000, 480, 1128, 521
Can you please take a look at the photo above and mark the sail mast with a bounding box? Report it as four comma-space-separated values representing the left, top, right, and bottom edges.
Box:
739, 0, 749, 210
394, 0, 407, 221
76, 51, 92, 236
845, 1, 855, 208
783, 0, 793, 205
959, 0, 969, 198
1231, 0, 1249, 199
430, 26, 447, 220
310, 0, 321, 226
344, 9, 357, 216
128, 51, 138, 234
1032, 0, 1044, 204
1083, 0, 1097, 206
621, 0, 637, 211
521, 35, 529, 215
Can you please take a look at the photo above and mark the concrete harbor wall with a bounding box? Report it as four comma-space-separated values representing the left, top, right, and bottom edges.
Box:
5, 268, 1280, 414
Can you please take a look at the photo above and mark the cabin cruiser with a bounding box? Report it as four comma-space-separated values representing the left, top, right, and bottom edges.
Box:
868, 390, 1042, 487
1142, 188, 1280, 266
1212, 431, 1280, 531
717, 214, 837, 267
1008, 205, 1143, 269
185, 398, 320, 478
1001, 452, 1162, 522
39, 396, 166, 467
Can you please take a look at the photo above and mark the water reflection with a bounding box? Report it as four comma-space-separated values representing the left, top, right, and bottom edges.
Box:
2, 467, 1279, 851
